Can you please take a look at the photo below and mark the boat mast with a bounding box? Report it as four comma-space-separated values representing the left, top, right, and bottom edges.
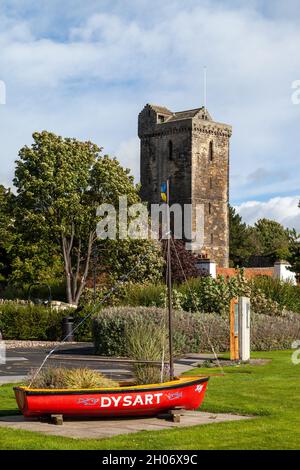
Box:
166, 177, 174, 380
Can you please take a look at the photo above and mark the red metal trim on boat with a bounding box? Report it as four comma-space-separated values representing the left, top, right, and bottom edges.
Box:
15, 376, 208, 396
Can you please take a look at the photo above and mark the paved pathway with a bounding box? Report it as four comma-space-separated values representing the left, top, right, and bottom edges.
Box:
0, 411, 251, 439
0, 343, 214, 384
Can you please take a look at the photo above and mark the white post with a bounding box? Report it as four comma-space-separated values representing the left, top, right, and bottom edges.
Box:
238, 297, 251, 361
196, 259, 216, 278
273, 261, 297, 285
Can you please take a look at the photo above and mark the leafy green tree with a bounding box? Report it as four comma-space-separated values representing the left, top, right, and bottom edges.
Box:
287, 230, 300, 281
229, 205, 253, 267
0, 185, 15, 282
13, 131, 139, 305
97, 238, 164, 284
9, 239, 63, 286
290, 199, 300, 278
252, 218, 291, 262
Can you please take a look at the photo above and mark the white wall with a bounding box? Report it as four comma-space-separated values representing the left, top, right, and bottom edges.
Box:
273, 261, 297, 285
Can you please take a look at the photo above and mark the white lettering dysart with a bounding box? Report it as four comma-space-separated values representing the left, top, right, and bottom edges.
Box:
77, 393, 163, 408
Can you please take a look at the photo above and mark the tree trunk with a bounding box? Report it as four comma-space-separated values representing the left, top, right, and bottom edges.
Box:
74, 232, 94, 305
62, 232, 94, 306
62, 235, 74, 304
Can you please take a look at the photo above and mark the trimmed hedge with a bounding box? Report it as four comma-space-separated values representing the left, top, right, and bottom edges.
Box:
93, 306, 300, 355
251, 314, 300, 351
0, 304, 75, 341
0, 280, 66, 302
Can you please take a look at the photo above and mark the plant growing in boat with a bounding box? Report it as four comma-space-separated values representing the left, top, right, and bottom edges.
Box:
65, 368, 118, 389
26, 367, 67, 389
27, 367, 118, 389
125, 319, 169, 385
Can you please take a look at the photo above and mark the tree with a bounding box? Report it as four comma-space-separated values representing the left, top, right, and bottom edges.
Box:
0, 184, 62, 287
13, 131, 139, 305
8, 238, 63, 286
287, 230, 300, 281
229, 205, 253, 267
97, 238, 164, 285
0, 185, 14, 283
252, 218, 291, 262
288, 200, 300, 279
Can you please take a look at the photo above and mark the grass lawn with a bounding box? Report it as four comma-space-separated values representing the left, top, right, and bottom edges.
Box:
0, 350, 299, 450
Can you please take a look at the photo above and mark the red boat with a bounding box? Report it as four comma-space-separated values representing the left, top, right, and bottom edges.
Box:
14, 376, 209, 418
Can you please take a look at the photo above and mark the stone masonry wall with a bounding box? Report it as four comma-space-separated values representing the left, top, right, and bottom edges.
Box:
139, 104, 232, 268
191, 117, 231, 266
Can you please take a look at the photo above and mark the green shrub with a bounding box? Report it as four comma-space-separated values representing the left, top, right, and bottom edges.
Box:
251, 312, 300, 350
27, 367, 67, 389
0, 280, 66, 302
27, 367, 118, 389
125, 318, 168, 384
64, 368, 118, 389
0, 286, 26, 300
93, 307, 230, 355
176, 274, 286, 317
121, 283, 166, 307
93, 306, 300, 355
0, 304, 68, 340
251, 276, 300, 314
131, 364, 165, 385
94, 274, 295, 317
125, 318, 168, 361
71, 305, 95, 342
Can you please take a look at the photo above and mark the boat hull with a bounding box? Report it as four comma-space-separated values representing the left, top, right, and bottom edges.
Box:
14, 376, 209, 418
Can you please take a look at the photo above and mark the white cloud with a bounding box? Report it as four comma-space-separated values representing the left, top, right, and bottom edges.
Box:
235, 196, 300, 231
0, 1, 300, 203
114, 137, 140, 182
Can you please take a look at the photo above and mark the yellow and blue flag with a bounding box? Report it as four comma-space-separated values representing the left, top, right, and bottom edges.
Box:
161, 182, 167, 202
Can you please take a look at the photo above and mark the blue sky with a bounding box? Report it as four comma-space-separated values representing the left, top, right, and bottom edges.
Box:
0, 0, 299, 229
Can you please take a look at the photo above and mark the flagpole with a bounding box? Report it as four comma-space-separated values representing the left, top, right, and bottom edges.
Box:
204, 66, 207, 112
166, 177, 174, 380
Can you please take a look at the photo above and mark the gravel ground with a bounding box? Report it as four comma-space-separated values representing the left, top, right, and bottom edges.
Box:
3, 340, 91, 350
197, 358, 271, 368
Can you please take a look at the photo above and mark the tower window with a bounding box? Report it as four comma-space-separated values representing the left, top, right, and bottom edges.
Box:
209, 141, 213, 162
168, 140, 173, 160
208, 202, 212, 215
211, 233, 214, 245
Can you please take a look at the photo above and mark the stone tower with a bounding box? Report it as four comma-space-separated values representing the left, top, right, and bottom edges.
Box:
138, 104, 232, 267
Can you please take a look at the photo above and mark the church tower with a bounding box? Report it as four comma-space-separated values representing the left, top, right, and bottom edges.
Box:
138, 104, 232, 267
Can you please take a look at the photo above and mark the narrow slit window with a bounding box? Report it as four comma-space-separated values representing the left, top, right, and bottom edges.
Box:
211, 233, 214, 244
168, 140, 173, 160
209, 141, 213, 162
208, 202, 212, 214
